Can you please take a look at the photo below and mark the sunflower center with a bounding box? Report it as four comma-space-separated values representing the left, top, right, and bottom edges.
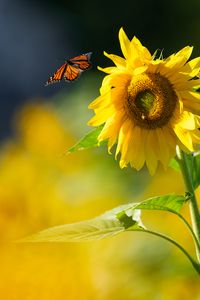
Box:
135, 91, 155, 114
125, 72, 177, 129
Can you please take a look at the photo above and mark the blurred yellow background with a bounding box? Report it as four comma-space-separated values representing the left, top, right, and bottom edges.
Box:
0, 77, 199, 300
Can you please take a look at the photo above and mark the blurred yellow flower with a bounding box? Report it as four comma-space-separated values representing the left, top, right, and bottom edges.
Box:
0, 103, 119, 241
0, 102, 121, 300
88, 28, 200, 175
15, 103, 74, 156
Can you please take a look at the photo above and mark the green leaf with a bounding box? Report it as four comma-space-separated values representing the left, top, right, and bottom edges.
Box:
18, 194, 186, 243
18, 204, 143, 243
116, 208, 143, 230
67, 125, 104, 153
191, 152, 200, 190
134, 194, 186, 214
115, 194, 186, 228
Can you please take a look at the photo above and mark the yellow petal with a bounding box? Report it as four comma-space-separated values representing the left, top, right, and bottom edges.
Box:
88, 91, 110, 109
180, 56, 200, 75
176, 78, 200, 91
119, 123, 134, 166
110, 87, 128, 110
170, 97, 183, 122
116, 118, 132, 158
167, 72, 190, 90
155, 128, 170, 168
164, 46, 193, 74
104, 52, 126, 69
162, 126, 177, 150
182, 100, 200, 115
173, 124, 194, 151
118, 27, 130, 59
97, 66, 118, 74
100, 75, 114, 94
130, 36, 152, 62
98, 111, 124, 145
145, 130, 158, 175
177, 111, 196, 130
133, 65, 148, 76
101, 73, 131, 90
180, 90, 200, 114
88, 105, 115, 126
195, 115, 200, 127
100, 86, 128, 111
175, 46, 193, 60
180, 90, 200, 102
128, 127, 146, 171
191, 129, 200, 144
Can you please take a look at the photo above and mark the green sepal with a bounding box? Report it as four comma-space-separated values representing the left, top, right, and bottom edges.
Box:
191, 152, 200, 190
169, 158, 180, 171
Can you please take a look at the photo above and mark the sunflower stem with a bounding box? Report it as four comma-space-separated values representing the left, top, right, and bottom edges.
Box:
137, 229, 200, 274
176, 146, 200, 263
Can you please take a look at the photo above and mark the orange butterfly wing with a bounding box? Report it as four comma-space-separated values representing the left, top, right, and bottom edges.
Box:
45, 62, 67, 85
69, 52, 92, 70
45, 52, 92, 85
63, 64, 81, 82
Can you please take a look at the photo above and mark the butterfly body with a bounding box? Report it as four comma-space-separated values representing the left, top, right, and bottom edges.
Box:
46, 52, 92, 86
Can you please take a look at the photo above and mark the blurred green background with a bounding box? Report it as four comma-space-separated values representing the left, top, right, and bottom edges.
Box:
0, 0, 200, 299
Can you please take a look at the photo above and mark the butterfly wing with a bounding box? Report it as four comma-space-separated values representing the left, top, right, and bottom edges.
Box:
45, 62, 67, 86
68, 52, 92, 70
45, 52, 92, 85
63, 64, 82, 82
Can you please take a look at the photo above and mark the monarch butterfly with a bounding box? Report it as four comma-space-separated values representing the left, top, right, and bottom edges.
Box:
45, 52, 92, 86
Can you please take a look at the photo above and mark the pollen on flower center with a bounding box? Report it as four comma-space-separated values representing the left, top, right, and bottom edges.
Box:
125, 72, 178, 129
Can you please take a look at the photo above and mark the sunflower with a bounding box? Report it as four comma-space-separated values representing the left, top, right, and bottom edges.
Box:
88, 28, 200, 175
